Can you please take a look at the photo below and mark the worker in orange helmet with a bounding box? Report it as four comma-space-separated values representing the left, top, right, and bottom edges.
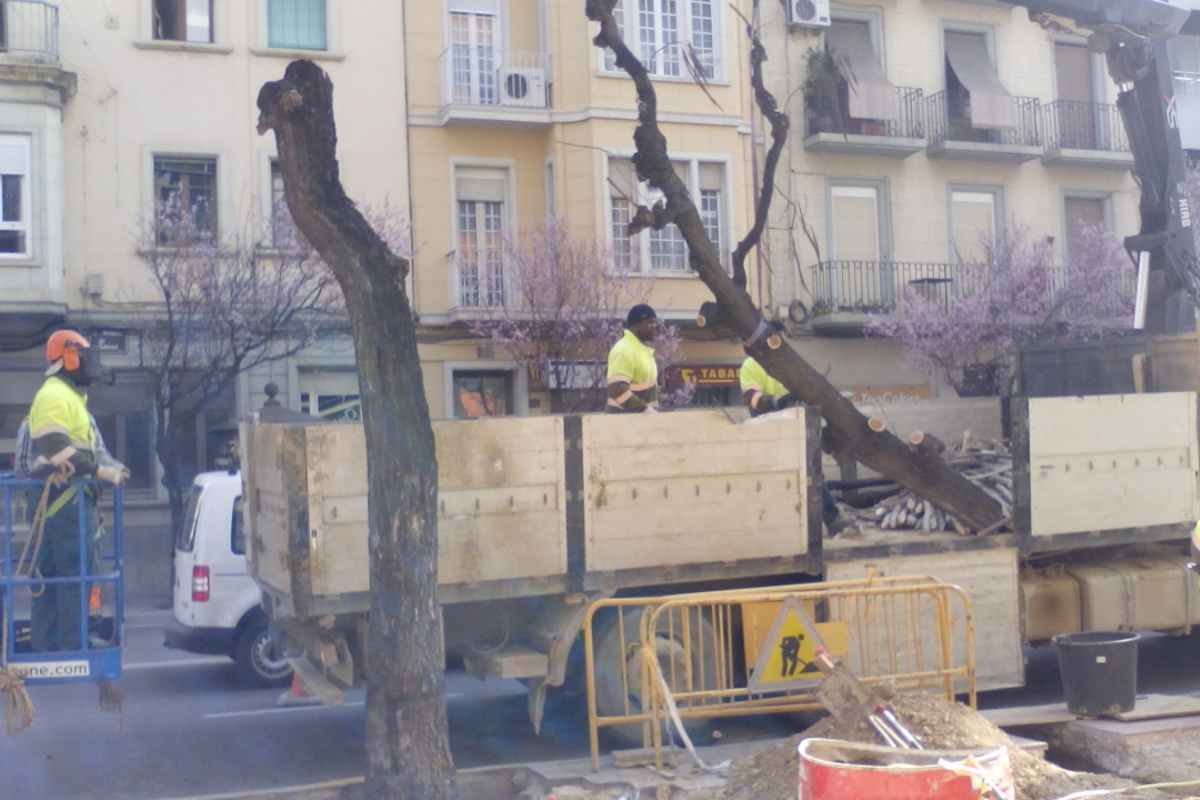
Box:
25, 330, 127, 652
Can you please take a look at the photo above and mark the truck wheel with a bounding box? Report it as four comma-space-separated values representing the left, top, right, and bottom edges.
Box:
234, 616, 293, 688
592, 606, 716, 748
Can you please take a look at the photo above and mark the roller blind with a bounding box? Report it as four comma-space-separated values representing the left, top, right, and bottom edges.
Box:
826, 21, 898, 121
456, 167, 506, 203
945, 32, 1016, 130
952, 191, 996, 263
831, 186, 880, 262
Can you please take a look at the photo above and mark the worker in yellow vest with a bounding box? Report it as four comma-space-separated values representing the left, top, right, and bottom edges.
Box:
606, 304, 660, 413
740, 356, 857, 537
26, 330, 127, 651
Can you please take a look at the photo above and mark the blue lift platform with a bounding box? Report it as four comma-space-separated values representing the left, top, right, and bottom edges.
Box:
1, 476, 123, 683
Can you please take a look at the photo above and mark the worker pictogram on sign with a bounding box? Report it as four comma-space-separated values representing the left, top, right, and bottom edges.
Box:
747, 594, 846, 692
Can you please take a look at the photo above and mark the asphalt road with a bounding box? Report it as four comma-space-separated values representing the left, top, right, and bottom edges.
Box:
4, 605, 1199, 800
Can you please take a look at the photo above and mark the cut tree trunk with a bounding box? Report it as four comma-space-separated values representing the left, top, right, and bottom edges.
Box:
587, 1, 1003, 531
256, 60, 457, 800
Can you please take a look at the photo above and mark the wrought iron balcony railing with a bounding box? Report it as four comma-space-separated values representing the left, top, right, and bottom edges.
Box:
1041, 100, 1129, 152
805, 86, 925, 140
440, 47, 550, 109
809, 259, 1136, 317
924, 91, 1042, 148
0, 0, 59, 59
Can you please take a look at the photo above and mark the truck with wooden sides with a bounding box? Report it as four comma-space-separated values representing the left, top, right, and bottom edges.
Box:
238, 396, 1200, 729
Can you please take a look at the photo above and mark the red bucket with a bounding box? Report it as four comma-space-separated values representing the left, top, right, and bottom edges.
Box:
798, 738, 1014, 800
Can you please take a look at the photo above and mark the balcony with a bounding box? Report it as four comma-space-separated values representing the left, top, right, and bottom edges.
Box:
438, 47, 551, 129
0, 1, 73, 108
1040, 101, 1133, 170
808, 259, 1135, 336
924, 92, 1042, 163
802, 87, 926, 158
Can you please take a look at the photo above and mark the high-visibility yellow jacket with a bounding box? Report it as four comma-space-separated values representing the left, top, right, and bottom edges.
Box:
29, 375, 96, 472
740, 357, 788, 416
606, 329, 658, 412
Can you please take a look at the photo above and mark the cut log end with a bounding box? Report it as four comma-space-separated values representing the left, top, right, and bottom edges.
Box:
867, 417, 887, 433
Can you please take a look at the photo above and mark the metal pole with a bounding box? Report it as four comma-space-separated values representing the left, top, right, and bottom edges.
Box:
1134, 251, 1151, 330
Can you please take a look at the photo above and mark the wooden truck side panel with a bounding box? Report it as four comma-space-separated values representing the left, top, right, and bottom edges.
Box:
582, 410, 810, 573
243, 408, 817, 617
1012, 393, 1200, 542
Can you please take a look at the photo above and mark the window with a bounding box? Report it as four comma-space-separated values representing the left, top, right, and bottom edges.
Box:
92, 409, 155, 495
154, 0, 213, 43
823, 18, 898, 128
452, 370, 512, 418
0, 134, 30, 257
155, 155, 217, 243
828, 182, 890, 307
950, 187, 1001, 263
449, 6, 497, 105
608, 155, 726, 274
268, 159, 295, 247
455, 166, 507, 308
1063, 194, 1108, 265
268, 0, 326, 50
603, 0, 718, 79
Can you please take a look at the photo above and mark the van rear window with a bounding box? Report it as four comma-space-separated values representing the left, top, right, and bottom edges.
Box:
232, 496, 246, 556
176, 484, 205, 553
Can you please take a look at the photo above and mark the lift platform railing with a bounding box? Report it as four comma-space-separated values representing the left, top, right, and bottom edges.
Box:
583, 575, 974, 769
1, 476, 124, 683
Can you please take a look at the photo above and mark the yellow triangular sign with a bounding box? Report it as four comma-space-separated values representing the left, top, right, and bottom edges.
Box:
747, 594, 844, 692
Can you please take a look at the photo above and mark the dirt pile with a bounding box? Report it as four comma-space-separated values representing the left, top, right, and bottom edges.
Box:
709, 693, 1173, 800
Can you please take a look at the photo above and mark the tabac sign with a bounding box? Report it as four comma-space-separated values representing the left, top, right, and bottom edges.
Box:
666, 363, 741, 388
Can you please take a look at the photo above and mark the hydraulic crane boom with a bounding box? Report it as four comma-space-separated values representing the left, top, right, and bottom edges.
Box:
1020, 0, 1199, 333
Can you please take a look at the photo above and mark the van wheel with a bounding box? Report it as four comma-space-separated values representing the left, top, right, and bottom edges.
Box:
234, 616, 293, 688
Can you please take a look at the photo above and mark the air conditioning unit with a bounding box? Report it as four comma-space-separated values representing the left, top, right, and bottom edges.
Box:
497, 66, 547, 107
786, 0, 831, 28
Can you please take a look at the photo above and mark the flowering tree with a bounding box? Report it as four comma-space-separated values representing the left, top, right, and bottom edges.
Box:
867, 221, 1132, 396
470, 217, 687, 412
134, 193, 356, 537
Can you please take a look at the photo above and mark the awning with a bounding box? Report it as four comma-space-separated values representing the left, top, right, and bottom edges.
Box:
826, 22, 898, 121
944, 32, 1016, 130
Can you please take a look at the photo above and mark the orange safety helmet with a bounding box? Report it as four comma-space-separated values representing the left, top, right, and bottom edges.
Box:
46, 329, 91, 372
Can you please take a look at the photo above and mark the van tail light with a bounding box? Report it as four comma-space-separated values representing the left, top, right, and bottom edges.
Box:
192, 566, 211, 602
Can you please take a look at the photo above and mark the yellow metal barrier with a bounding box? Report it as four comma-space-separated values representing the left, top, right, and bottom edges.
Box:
583, 575, 975, 769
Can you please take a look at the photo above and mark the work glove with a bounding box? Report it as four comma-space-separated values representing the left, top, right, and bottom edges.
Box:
772, 393, 799, 411
96, 464, 130, 486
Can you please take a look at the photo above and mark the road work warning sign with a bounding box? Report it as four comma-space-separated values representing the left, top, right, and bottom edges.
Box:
745, 595, 847, 692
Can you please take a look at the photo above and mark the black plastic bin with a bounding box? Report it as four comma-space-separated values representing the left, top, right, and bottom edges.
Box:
1052, 631, 1138, 716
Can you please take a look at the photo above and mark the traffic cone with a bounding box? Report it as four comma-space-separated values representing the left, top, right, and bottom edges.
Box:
277, 671, 320, 706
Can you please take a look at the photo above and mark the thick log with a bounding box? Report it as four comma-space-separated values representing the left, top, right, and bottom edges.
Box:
587, 1, 1003, 530
257, 61, 456, 800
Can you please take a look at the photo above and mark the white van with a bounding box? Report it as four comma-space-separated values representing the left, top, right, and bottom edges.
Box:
164, 470, 292, 687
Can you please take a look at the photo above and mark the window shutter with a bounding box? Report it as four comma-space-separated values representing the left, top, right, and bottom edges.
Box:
456, 167, 506, 203
0, 141, 26, 176
698, 163, 723, 192
608, 158, 638, 198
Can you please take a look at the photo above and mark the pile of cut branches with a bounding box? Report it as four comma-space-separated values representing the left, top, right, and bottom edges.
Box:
865, 435, 1012, 535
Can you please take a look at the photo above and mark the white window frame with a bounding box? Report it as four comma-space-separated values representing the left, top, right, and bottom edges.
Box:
143, 145, 231, 245
598, 0, 724, 82
450, 159, 516, 309
605, 151, 730, 277
948, 183, 1004, 264
0, 133, 32, 261
137, 0, 232, 52
253, 0, 343, 58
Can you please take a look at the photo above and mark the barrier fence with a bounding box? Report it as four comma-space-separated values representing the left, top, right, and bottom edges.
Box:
583, 575, 975, 769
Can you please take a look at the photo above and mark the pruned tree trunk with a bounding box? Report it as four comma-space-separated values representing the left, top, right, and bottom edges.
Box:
257, 60, 456, 800
587, 0, 1003, 531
